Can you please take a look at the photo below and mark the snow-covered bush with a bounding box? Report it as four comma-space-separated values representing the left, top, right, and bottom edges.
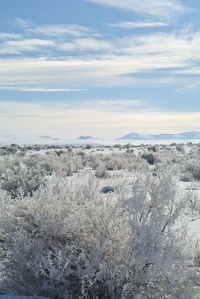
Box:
95, 164, 109, 179
0, 172, 198, 298
181, 161, 200, 182
0, 157, 46, 198
86, 152, 149, 173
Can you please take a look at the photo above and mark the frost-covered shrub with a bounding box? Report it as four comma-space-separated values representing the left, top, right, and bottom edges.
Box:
0, 149, 7, 156
95, 165, 109, 179
192, 167, 200, 181
87, 152, 148, 173
85, 144, 92, 150
182, 162, 200, 181
37, 152, 84, 177
147, 145, 157, 152
188, 193, 200, 213
0, 157, 46, 198
0, 173, 198, 298
104, 156, 123, 170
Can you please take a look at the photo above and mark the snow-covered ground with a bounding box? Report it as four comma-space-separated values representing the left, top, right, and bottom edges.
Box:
0, 142, 199, 298
0, 296, 50, 299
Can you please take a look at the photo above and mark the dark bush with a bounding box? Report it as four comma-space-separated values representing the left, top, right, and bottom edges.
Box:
142, 153, 156, 165
101, 186, 115, 194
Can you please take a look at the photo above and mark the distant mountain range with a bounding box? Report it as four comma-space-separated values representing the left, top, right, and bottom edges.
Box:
77, 135, 96, 140
1, 131, 200, 146
118, 131, 200, 140
77, 131, 200, 141
40, 136, 62, 141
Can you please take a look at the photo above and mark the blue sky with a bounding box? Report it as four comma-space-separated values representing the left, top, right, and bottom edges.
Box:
0, 0, 200, 139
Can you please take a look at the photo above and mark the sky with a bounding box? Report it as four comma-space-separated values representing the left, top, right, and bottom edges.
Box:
0, 0, 200, 140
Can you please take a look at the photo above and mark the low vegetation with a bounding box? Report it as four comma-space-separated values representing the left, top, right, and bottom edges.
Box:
0, 143, 199, 298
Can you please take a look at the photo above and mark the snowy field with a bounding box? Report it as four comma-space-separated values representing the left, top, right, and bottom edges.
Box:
0, 142, 199, 298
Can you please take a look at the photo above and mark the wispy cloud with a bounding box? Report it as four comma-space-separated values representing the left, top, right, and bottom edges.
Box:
59, 38, 113, 52
0, 37, 197, 89
0, 33, 22, 40
28, 24, 91, 37
1, 19, 104, 55
15, 17, 34, 28
73, 38, 112, 51
176, 82, 200, 94
0, 17, 200, 91
87, 99, 159, 112
18, 88, 85, 92
116, 32, 200, 57
85, 0, 190, 20
0, 86, 85, 92
107, 21, 168, 29
14, 18, 92, 38
172, 67, 200, 75
0, 39, 55, 54
93, 99, 145, 106
0, 55, 187, 90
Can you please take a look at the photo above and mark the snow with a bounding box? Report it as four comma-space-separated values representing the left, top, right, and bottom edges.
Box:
0, 296, 50, 299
